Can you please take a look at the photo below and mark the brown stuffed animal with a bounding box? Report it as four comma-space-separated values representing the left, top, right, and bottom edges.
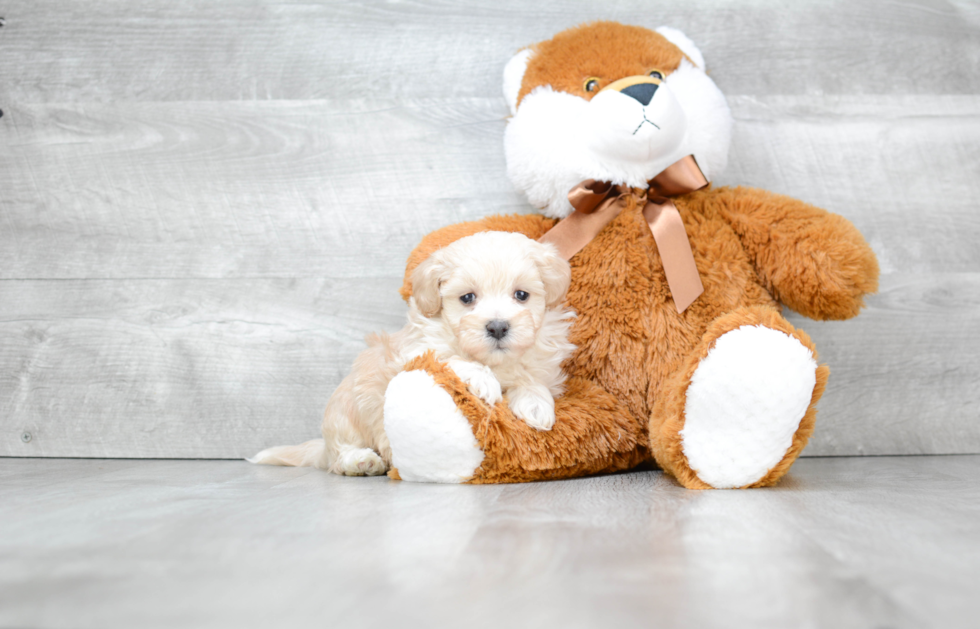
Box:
382, 21, 879, 489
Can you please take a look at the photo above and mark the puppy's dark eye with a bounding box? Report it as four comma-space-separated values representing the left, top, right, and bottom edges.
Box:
583, 77, 600, 93
514, 290, 529, 302
648, 69, 665, 81
460, 293, 476, 305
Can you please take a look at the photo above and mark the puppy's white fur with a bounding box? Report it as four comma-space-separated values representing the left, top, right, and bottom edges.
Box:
248, 231, 575, 476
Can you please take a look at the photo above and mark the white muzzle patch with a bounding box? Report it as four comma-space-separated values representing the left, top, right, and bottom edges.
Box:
585, 85, 687, 167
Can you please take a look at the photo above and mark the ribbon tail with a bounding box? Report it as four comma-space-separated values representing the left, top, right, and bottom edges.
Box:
649, 154, 708, 197
540, 187, 624, 261
643, 199, 704, 313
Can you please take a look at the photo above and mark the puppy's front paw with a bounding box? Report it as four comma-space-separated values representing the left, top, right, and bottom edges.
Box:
337, 448, 387, 476
448, 358, 502, 407
507, 385, 556, 431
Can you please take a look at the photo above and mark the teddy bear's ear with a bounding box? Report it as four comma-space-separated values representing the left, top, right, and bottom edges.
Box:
655, 26, 706, 70
410, 252, 446, 317
503, 48, 534, 116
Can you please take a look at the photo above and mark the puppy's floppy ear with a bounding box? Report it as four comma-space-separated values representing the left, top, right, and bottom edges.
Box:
534, 242, 571, 309
410, 252, 446, 317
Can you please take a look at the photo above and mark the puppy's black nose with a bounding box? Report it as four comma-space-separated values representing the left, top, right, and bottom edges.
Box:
620, 82, 658, 106
486, 320, 510, 340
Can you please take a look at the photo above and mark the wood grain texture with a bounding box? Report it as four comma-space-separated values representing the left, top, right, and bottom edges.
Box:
790, 273, 980, 456
0, 0, 978, 458
0, 98, 518, 280
1, 96, 978, 279
2, 456, 979, 628
0, 278, 406, 458
0, 0, 978, 102
723, 95, 980, 275
2, 274, 977, 458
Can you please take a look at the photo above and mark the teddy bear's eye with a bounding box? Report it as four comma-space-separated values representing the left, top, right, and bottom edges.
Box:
460, 293, 476, 305
583, 77, 600, 93
648, 69, 665, 81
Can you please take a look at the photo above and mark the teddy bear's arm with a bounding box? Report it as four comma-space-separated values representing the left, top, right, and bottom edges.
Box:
715, 186, 879, 320
399, 214, 557, 301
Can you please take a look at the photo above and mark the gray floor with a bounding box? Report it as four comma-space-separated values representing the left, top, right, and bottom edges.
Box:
2, 456, 978, 629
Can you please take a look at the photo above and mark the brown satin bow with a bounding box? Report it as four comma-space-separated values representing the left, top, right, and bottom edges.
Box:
539, 155, 708, 313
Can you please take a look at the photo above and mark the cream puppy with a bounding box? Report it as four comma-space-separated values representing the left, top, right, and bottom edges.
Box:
248, 231, 575, 476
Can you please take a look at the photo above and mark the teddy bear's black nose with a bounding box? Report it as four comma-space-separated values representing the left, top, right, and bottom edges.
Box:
620, 82, 659, 106
486, 320, 510, 340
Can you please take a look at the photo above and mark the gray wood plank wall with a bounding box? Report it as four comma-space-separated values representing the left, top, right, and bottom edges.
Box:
1, 0, 978, 459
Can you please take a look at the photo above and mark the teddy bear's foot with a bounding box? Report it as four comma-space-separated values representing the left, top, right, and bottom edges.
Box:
383, 369, 485, 483
652, 307, 829, 489
681, 325, 817, 488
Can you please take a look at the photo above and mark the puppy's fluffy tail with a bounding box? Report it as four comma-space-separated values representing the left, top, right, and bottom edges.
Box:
247, 438, 325, 468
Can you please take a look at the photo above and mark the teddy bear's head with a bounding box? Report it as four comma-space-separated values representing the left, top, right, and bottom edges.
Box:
503, 21, 733, 218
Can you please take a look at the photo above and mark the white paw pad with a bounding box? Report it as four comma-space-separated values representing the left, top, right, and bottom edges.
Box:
384, 370, 485, 483
448, 359, 502, 407
681, 325, 817, 489
338, 448, 387, 476
508, 387, 556, 431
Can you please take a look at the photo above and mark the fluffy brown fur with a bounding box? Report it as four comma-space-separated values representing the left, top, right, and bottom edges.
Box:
516, 21, 687, 107
392, 21, 878, 488
389, 351, 646, 484
399, 185, 877, 487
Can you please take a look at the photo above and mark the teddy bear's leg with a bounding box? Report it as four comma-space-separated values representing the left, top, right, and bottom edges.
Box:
384, 352, 646, 484
650, 307, 830, 489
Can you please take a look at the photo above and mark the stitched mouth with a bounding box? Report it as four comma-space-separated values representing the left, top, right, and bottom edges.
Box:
632, 110, 661, 135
